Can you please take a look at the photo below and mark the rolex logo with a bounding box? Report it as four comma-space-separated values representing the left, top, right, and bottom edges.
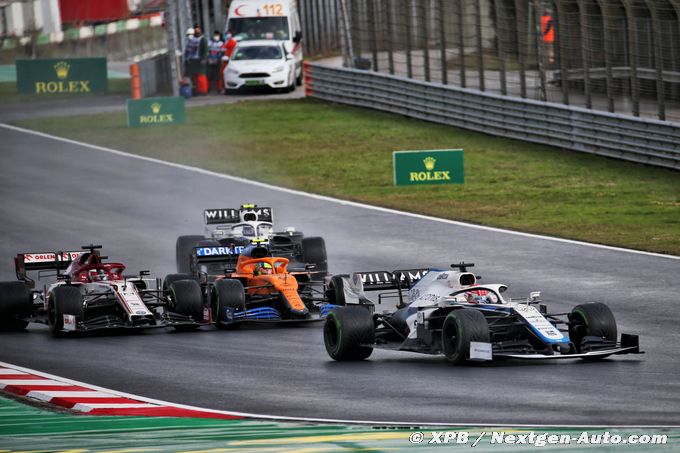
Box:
423, 156, 436, 171
151, 102, 161, 114
54, 61, 70, 79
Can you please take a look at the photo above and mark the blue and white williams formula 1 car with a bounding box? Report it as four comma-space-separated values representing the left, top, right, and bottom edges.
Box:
323, 263, 642, 364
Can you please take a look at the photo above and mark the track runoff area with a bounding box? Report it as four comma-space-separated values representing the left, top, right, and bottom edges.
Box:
0, 124, 679, 450
0, 363, 673, 451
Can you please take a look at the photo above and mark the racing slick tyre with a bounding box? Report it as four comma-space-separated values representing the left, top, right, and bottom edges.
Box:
169, 279, 204, 331
302, 237, 328, 275
212, 279, 246, 330
176, 235, 205, 274
324, 306, 374, 361
48, 286, 84, 337
569, 303, 617, 354
0, 281, 32, 331
441, 309, 490, 365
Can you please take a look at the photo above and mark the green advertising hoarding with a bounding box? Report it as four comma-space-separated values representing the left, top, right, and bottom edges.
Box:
393, 149, 464, 186
16, 58, 107, 94
127, 96, 186, 127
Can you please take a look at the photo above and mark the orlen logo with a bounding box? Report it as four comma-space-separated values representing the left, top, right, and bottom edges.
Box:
24, 252, 81, 263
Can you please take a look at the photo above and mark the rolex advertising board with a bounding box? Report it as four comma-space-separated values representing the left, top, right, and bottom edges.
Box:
16, 58, 107, 94
127, 97, 186, 127
393, 149, 464, 186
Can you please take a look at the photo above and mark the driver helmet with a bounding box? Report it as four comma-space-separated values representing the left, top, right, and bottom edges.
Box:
89, 268, 108, 281
254, 262, 273, 275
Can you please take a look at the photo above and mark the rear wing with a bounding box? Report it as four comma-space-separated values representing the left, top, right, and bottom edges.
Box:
193, 244, 246, 271
355, 268, 430, 291
204, 205, 273, 225
14, 251, 83, 287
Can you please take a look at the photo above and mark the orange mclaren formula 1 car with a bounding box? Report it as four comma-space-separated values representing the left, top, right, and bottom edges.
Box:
166, 242, 334, 327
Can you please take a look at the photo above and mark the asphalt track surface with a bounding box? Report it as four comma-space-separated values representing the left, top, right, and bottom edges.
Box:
0, 124, 679, 426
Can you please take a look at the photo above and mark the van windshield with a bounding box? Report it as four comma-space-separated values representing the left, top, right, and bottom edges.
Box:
228, 17, 289, 41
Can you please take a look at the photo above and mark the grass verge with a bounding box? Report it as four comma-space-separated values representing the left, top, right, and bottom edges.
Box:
14, 98, 680, 255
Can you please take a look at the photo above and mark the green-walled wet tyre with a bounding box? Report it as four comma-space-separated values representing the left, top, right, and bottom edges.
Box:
569, 302, 617, 355
324, 306, 374, 361
441, 309, 490, 365
212, 279, 246, 330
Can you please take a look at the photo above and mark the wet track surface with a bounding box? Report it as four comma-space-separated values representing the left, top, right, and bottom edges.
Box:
0, 125, 679, 425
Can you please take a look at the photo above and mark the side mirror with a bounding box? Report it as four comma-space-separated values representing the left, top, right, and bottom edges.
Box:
286, 54, 294, 61
529, 291, 541, 302
221, 56, 229, 62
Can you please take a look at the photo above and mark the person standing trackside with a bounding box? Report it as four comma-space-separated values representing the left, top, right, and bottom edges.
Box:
541, 10, 555, 65
207, 31, 225, 93
184, 25, 208, 95
218, 31, 239, 93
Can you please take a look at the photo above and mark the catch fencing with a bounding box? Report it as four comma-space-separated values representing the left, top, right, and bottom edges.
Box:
137, 52, 174, 97
345, 0, 680, 123
305, 62, 680, 170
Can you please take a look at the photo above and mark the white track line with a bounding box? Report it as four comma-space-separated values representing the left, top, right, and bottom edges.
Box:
27, 390, 117, 400
1, 361, 678, 428
0, 379, 71, 387
1, 123, 677, 261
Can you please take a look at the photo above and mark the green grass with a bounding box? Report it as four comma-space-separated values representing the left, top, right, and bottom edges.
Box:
0, 79, 129, 103
15, 98, 680, 255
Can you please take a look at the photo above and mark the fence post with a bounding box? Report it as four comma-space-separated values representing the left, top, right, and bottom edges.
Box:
166, 0, 180, 96
623, 0, 640, 117
422, 0, 430, 82
475, 0, 484, 91
554, 0, 570, 104
577, 0, 592, 109
647, 3, 666, 121
533, 0, 547, 101
386, 0, 395, 74
406, 0, 413, 79
438, 0, 447, 84
457, 0, 466, 87
368, 0, 378, 71
594, 0, 615, 112
339, 0, 354, 67
494, 0, 507, 95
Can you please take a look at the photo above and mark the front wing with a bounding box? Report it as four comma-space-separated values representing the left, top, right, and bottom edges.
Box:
489, 334, 642, 361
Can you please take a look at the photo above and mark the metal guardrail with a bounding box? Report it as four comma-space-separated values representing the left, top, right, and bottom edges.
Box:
306, 63, 680, 171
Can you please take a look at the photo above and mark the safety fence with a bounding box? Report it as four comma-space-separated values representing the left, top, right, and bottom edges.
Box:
305, 62, 680, 170
136, 52, 174, 98
344, 0, 680, 124
300, 0, 342, 55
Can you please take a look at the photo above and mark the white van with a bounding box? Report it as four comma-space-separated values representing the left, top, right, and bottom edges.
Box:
225, 0, 303, 85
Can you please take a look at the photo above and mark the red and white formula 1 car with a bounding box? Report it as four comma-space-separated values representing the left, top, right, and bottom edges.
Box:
0, 245, 207, 336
